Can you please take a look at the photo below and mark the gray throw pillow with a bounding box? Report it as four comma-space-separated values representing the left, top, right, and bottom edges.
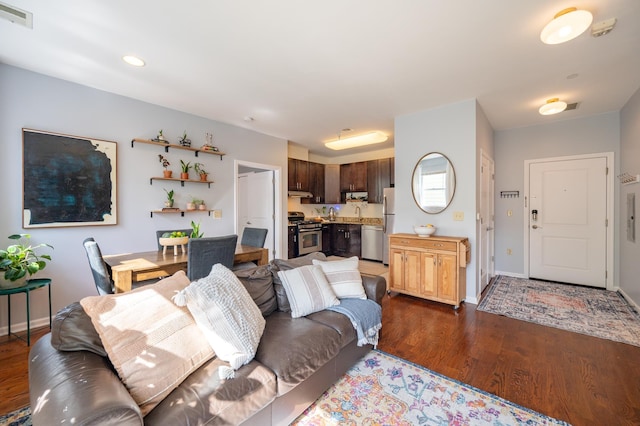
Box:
271, 252, 328, 312
50, 302, 107, 357
234, 264, 278, 316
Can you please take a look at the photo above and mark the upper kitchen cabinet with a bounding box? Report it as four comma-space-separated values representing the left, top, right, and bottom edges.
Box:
301, 162, 325, 204
367, 157, 394, 203
324, 164, 341, 204
288, 158, 309, 191
340, 161, 367, 192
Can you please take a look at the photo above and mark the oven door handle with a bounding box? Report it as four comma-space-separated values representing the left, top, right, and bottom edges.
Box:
298, 228, 321, 233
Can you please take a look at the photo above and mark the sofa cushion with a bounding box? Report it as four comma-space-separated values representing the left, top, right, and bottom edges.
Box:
145, 358, 276, 425
174, 264, 265, 376
312, 256, 367, 299
277, 265, 339, 318
306, 310, 357, 348
234, 264, 278, 316
50, 302, 106, 357
254, 311, 342, 396
271, 252, 327, 312
80, 271, 215, 416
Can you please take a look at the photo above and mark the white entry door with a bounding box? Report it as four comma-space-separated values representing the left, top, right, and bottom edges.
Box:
239, 170, 275, 259
528, 156, 607, 287
479, 151, 495, 293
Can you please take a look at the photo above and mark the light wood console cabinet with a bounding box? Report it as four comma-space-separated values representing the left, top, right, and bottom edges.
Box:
388, 233, 470, 309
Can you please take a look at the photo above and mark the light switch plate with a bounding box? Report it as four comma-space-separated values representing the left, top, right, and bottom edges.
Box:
213, 209, 222, 219
453, 211, 464, 221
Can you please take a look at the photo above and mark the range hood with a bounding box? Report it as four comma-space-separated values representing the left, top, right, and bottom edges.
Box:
288, 190, 313, 198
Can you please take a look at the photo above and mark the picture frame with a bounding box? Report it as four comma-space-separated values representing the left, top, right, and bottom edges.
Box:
22, 129, 118, 228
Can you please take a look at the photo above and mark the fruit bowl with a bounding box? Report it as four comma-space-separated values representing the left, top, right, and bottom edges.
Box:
414, 225, 436, 237
158, 236, 189, 255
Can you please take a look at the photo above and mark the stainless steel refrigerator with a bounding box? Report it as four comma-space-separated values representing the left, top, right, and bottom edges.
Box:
382, 187, 395, 265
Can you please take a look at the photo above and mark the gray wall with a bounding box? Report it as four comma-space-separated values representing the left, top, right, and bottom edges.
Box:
394, 99, 480, 302
493, 112, 620, 280
0, 64, 288, 330
620, 86, 640, 304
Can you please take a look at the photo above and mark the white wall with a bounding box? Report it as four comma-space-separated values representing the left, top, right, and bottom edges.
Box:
0, 64, 288, 330
620, 87, 640, 305
493, 112, 620, 279
394, 99, 479, 302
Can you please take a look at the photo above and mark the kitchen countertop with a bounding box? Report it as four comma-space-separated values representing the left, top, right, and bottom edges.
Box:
310, 217, 383, 226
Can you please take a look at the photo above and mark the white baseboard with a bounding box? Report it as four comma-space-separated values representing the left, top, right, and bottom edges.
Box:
0, 316, 50, 337
618, 288, 640, 312
494, 270, 528, 279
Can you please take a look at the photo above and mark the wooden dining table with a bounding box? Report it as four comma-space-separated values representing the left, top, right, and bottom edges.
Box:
103, 245, 269, 293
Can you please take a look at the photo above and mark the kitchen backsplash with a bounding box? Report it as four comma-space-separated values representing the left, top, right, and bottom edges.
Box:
288, 198, 383, 221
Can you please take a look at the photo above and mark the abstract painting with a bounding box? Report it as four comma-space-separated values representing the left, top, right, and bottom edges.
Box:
22, 129, 117, 228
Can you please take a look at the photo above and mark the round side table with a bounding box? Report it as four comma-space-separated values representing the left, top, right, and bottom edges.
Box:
0, 278, 52, 345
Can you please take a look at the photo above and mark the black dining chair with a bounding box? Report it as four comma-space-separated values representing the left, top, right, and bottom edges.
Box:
156, 229, 193, 251
187, 235, 238, 281
233, 227, 268, 270
82, 237, 114, 295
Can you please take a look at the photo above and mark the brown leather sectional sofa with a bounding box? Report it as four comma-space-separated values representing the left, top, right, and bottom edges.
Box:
28, 253, 386, 425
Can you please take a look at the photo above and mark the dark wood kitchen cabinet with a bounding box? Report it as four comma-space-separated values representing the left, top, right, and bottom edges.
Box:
288, 158, 309, 191
322, 223, 332, 255
340, 162, 367, 192
366, 157, 393, 203
288, 225, 297, 259
301, 162, 325, 204
331, 224, 361, 258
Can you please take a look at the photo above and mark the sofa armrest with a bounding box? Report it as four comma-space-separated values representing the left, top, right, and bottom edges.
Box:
29, 334, 143, 426
362, 274, 386, 305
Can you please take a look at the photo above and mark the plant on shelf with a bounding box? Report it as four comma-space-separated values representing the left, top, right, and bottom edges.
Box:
156, 129, 166, 142
180, 160, 192, 180
0, 234, 53, 289
190, 221, 203, 238
179, 131, 191, 147
164, 188, 175, 208
186, 195, 201, 211
194, 162, 208, 181
158, 154, 172, 178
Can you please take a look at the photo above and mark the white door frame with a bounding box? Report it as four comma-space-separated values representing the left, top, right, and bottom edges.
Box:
234, 160, 283, 260
478, 149, 495, 296
523, 152, 614, 290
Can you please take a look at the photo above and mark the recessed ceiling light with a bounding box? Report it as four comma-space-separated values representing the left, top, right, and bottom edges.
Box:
122, 55, 145, 67
539, 98, 568, 115
540, 7, 593, 44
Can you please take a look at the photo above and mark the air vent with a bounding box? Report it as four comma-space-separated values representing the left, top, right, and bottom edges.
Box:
0, 1, 32, 28
565, 102, 579, 111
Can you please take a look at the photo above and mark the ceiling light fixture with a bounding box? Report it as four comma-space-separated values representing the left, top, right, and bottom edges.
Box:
325, 131, 388, 150
540, 7, 593, 44
122, 55, 145, 67
539, 98, 567, 115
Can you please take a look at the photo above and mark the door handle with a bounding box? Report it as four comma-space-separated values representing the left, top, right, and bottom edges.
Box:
532, 225, 542, 229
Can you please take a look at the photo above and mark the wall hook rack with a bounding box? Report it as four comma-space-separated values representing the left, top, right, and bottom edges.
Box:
618, 173, 640, 185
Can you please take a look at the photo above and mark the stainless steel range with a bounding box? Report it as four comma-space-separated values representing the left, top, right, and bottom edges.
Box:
288, 211, 322, 256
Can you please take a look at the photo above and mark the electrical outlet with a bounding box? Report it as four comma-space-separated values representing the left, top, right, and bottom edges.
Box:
507, 248, 512, 255
507, 210, 513, 217
213, 209, 222, 219
453, 211, 464, 221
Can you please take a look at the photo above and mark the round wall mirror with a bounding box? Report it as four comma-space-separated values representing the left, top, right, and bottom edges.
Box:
411, 152, 456, 214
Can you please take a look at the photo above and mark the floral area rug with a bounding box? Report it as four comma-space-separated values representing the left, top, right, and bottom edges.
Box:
292, 350, 568, 425
477, 275, 640, 347
0, 406, 31, 425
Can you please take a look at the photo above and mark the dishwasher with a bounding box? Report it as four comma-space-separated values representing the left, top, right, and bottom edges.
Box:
361, 225, 383, 261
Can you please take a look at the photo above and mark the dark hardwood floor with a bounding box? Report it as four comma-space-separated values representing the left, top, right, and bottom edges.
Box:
2, 291, 639, 425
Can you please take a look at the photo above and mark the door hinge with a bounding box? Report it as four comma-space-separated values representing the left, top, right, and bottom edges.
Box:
492, 174, 495, 180
605, 270, 608, 279
491, 255, 495, 262
606, 167, 609, 175
605, 218, 608, 227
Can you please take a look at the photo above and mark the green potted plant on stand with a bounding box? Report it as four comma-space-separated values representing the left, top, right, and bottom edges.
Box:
0, 234, 53, 289
180, 160, 192, 180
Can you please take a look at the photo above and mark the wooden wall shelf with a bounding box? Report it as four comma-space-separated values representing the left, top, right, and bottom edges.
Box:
131, 138, 225, 160
150, 177, 213, 188
150, 209, 214, 218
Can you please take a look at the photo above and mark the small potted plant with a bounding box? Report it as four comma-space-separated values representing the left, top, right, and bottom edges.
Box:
156, 129, 166, 143
198, 200, 207, 211
186, 195, 199, 211
180, 160, 192, 180
164, 189, 175, 208
158, 154, 172, 178
190, 221, 203, 238
0, 234, 53, 289
194, 162, 208, 181
179, 131, 191, 147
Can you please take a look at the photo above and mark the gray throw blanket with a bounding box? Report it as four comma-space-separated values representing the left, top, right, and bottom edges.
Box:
327, 298, 382, 347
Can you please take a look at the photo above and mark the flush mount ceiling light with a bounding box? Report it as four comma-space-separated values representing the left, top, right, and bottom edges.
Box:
325, 131, 388, 150
539, 98, 567, 115
540, 7, 593, 44
122, 55, 145, 67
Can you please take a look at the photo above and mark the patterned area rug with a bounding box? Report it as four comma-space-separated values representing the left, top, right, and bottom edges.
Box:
0, 406, 31, 425
478, 275, 640, 347
293, 350, 568, 425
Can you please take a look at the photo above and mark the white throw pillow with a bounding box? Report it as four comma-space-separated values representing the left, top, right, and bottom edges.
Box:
277, 264, 340, 318
312, 256, 366, 299
173, 264, 266, 378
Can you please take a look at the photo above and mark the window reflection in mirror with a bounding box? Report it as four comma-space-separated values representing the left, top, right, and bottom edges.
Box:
412, 152, 456, 214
